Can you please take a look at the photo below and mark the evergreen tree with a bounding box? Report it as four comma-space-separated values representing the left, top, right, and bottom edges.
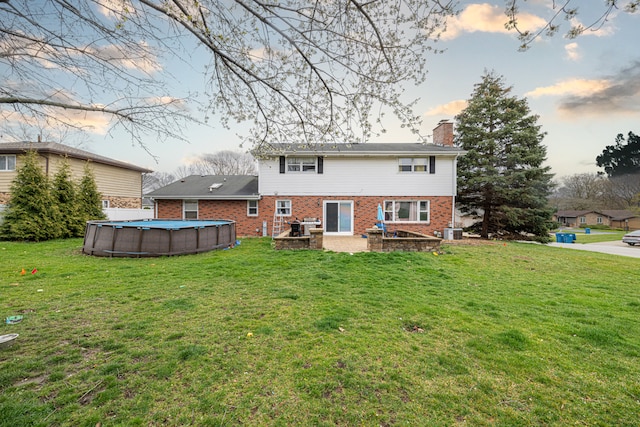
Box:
455, 71, 555, 241
51, 159, 84, 238
77, 162, 106, 225
0, 150, 62, 241
596, 131, 640, 177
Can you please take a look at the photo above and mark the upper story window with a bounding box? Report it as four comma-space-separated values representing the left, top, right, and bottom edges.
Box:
0, 155, 16, 171
399, 156, 436, 174
384, 200, 430, 222
279, 156, 323, 174
184, 200, 198, 219
287, 157, 316, 173
101, 200, 110, 209
399, 158, 427, 172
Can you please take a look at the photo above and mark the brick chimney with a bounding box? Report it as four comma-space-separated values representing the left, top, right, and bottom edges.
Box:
433, 120, 453, 146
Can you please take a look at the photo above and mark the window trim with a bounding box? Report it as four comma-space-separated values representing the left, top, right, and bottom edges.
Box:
247, 200, 258, 217
287, 157, 317, 173
398, 157, 430, 173
276, 199, 291, 216
383, 200, 430, 223
0, 154, 16, 172
183, 200, 198, 219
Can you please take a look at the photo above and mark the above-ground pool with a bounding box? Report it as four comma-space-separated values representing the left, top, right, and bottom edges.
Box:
82, 219, 236, 257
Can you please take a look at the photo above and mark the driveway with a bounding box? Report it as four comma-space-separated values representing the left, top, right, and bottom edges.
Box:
548, 240, 640, 258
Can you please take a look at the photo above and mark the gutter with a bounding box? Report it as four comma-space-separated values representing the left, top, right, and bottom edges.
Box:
149, 195, 262, 201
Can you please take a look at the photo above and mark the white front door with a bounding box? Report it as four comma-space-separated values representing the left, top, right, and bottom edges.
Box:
324, 201, 353, 235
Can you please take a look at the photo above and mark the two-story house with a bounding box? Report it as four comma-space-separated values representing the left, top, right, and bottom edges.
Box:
148, 121, 465, 237
0, 141, 152, 213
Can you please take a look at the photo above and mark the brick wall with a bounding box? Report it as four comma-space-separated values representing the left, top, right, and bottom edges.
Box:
106, 196, 142, 209
155, 199, 263, 236
156, 195, 454, 237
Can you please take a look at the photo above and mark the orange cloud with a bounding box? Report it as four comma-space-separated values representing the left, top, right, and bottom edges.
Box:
423, 100, 468, 117
525, 79, 611, 98
441, 3, 546, 40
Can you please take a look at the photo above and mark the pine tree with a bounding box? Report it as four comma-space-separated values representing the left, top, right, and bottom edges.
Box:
0, 150, 62, 241
51, 159, 84, 238
77, 162, 106, 225
455, 71, 555, 241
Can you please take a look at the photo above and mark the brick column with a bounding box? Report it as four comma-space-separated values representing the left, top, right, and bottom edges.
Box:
309, 228, 323, 250
367, 228, 383, 252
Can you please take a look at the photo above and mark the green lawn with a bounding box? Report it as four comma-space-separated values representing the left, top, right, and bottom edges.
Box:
1, 238, 639, 426
573, 230, 627, 244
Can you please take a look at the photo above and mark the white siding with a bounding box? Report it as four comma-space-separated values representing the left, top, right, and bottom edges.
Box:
104, 208, 154, 220
258, 156, 457, 196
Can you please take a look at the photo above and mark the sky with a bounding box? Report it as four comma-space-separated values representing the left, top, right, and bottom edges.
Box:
6, 1, 640, 180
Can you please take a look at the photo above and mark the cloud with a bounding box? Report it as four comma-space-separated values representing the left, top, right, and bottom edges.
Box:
525, 78, 611, 98
568, 17, 616, 38
441, 3, 546, 41
423, 100, 468, 117
564, 43, 581, 61
527, 61, 640, 117
96, 0, 136, 19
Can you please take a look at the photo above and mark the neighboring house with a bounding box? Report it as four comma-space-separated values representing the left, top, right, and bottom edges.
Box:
554, 209, 640, 230
148, 121, 466, 237
0, 141, 152, 212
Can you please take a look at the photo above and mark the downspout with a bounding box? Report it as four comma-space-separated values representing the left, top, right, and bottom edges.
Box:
451, 153, 459, 228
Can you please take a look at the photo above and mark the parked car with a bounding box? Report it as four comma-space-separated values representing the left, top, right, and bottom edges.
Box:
622, 230, 640, 246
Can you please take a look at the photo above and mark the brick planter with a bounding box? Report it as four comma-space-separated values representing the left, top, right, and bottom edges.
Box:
274, 228, 323, 250
367, 228, 441, 252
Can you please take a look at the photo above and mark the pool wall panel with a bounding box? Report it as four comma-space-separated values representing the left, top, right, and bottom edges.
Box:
82, 219, 236, 257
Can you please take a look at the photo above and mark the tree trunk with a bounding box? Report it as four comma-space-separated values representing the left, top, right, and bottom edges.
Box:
481, 206, 491, 238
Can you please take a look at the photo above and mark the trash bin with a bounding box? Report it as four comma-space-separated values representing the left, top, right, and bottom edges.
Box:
585, 228, 591, 234
567, 233, 576, 243
555, 233, 565, 243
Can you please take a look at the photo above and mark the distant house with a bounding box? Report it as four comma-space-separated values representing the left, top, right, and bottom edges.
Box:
0, 141, 152, 213
554, 209, 639, 230
148, 121, 466, 237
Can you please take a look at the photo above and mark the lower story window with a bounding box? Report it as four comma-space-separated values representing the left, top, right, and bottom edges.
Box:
384, 200, 430, 222
597, 216, 603, 224
276, 200, 291, 216
184, 200, 198, 219
0, 155, 16, 171
579, 216, 586, 224
101, 200, 110, 209
248, 200, 258, 216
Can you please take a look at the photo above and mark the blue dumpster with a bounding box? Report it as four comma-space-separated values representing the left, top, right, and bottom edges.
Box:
585, 228, 591, 234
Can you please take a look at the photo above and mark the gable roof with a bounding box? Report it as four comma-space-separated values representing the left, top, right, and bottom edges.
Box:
0, 141, 152, 173
146, 175, 259, 200
599, 210, 638, 220
554, 210, 592, 218
555, 209, 638, 220
255, 142, 465, 157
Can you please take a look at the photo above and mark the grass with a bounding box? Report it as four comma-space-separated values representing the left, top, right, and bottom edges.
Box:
574, 230, 627, 244
1, 237, 639, 426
